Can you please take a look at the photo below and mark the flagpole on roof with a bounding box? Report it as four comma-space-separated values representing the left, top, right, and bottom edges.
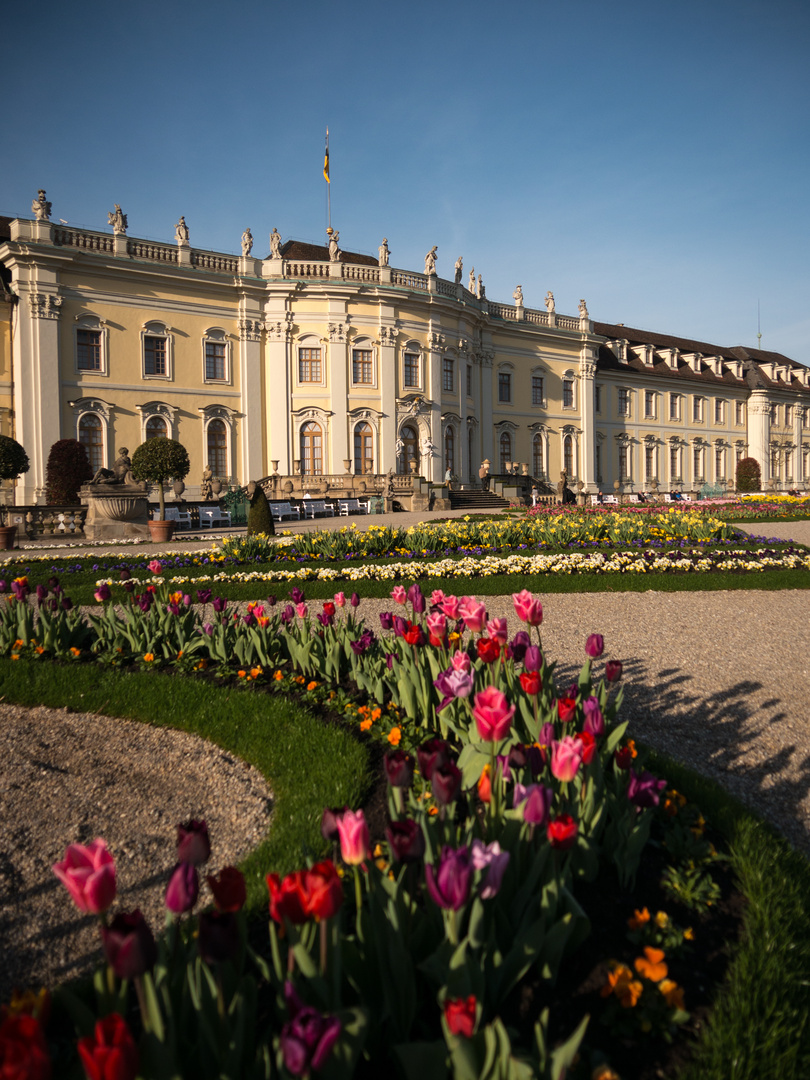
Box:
324, 127, 331, 235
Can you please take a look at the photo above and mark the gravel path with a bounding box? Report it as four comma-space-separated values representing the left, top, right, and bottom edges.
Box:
1, 517, 807, 1000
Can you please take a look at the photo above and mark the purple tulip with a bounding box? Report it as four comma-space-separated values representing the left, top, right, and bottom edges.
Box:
350, 592, 360, 608
583, 697, 605, 738
36, 584, 48, 602
510, 631, 530, 664
513, 782, 553, 826
123, 579, 135, 594
526, 744, 544, 776
197, 589, 212, 604
165, 862, 199, 914
379, 611, 394, 631
266, 594, 277, 607
431, 761, 462, 807
386, 819, 425, 863
167, 602, 182, 616
198, 909, 239, 965
508, 744, 527, 770
425, 846, 472, 910
280, 982, 341, 1077
212, 596, 228, 614
102, 910, 157, 978
627, 769, 667, 809
316, 611, 333, 628
524, 645, 543, 673
61, 596, 74, 612
539, 722, 555, 747
176, 819, 210, 865
202, 622, 214, 636
47, 576, 61, 592
290, 586, 305, 605
384, 749, 413, 788
0, 580, 5, 593
407, 583, 425, 614
605, 660, 623, 683
94, 583, 111, 603
385, 652, 395, 669
417, 738, 451, 781
280, 604, 295, 626
393, 615, 408, 638
434, 668, 475, 712
585, 634, 604, 659
471, 839, 510, 899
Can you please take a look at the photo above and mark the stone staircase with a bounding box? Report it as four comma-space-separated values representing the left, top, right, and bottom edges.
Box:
448, 488, 512, 512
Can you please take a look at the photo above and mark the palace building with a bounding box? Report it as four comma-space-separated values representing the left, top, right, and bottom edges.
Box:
1, 196, 808, 505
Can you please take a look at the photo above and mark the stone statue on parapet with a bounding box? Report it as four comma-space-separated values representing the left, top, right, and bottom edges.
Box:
579, 299, 589, 319
454, 256, 463, 284
108, 205, 128, 235
513, 285, 523, 306
32, 190, 52, 222
175, 216, 189, 243
378, 238, 390, 266
424, 246, 438, 275
468, 267, 475, 293
328, 230, 341, 261
270, 228, 282, 258
241, 228, 253, 257
545, 291, 555, 313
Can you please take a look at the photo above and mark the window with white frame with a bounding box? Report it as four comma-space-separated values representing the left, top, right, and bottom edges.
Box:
142, 323, 171, 379
715, 445, 725, 480
145, 416, 168, 440
498, 372, 512, 403
75, 315, 107, 375
618, 442, 630, 481
771, 448, 780, 478
298, 347, 322, 383
670, 444, 681, 481
785, 405, 792, 426
693, 396, 703, 422
669, 393, 680, 421
443, 357, 454, 393
714, 399, 725, 424
770, 404, 778, 425
644, 390, 656, 419
735, 445, 744, 466
595, 441, 602, 481
532, 375, 544, 406
300, 422, 323, 475
693, 444, 704, 481
645, 443, 656, 481
735, 401, 745, 425
353, 422, 373, 473
562, 378, 574, 409
532, 433, 544, 477
466, 365, 472, 397
499, 430, 512, 471
618, 388, 630, 417
352, 349, 374, 385
563, 434, 574, 475
785, 449, 793, 480
207, 419, 228, 478
404, 352, 420, 388
79, 414, 104, 471
444, 426, 455, 473
203, 329, 229, 383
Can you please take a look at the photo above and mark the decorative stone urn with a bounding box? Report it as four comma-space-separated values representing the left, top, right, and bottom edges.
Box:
343, 459, 352, 473
211, 478, 223, 496
172, 480, 186, 497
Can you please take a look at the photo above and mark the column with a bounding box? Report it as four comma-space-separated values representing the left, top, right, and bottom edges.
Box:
328, 317, 349, 470
579, 349, 597, 490
265, 312, 292, 472
378, 321, 397, 472
479, 351, 494, 465
238, 310, 264, 482
426, 330, 444, 483
747, 392, 771, 484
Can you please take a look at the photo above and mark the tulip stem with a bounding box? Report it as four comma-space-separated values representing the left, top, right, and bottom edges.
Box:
134, 976, 150, 1034
353, 866, 363, 914
320, 919, 328, 975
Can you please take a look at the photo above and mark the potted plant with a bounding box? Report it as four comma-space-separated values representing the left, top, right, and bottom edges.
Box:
0, 435, 30, 549
131, 437, 190, 542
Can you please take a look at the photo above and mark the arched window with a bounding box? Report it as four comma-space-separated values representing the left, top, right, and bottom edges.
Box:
499, 431, 512, 473
146, 416, 168, 440
563, 434, 574, 475
532, 433, 543, 477
354, 422, 373, 474
401, 425, 419, 474
207, 419, 228, 478
444, 426, 455, 473
300, 422, 323, 476
79, 414, 103, 472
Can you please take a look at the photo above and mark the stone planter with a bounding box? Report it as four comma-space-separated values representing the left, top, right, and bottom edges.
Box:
0, 526, 17, 550
172, 480, 186, 497
148, 520, 176, 543
211, 479, 222, 496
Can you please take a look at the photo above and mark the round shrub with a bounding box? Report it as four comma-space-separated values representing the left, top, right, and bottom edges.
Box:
131, 438, 190, 519
736, 456, 761, 493
0, 435, 30, 483
45, 439, 93, 504
247, 483, 275, 536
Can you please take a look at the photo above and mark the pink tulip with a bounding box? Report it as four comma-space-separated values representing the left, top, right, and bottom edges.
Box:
550, 736, 584, 782
440, 594, 461, 620
53, 838, 117, 914
458, 596, 487, 634
295, 602, 308, 619
336, 809, 371, 866
148, 560, 163, 575
427, 611, 448, 639
472, 686, 516, 742
512, 590, 543, 626
451, 650, 471, 673
333, 592, 346, 608
585, 634, 604, 659
391, 585, 407, 605
513, 783, 553, 826
486, 617, 508, 646
430, 589, 447, 607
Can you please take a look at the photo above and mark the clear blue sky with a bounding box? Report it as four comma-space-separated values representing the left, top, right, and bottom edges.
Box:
3, 0, 808, 363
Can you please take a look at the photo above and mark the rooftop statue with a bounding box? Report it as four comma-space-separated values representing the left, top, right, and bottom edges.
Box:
270, 227, 282, 258
454, 256, 463, 284
424, 246, 438, 275
378, 237, 390, 267
328, 230, 341, 261
513, 285, 523, 305
241, 228, 253, 257
579, 298, 589, 319
545, 291, 555, 313
108, 205, 128, 235
32, 190, 52, 222
468, 267, 475, 293
175, 216, 189, 243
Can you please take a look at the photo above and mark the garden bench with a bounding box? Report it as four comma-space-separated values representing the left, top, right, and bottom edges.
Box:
200, 509, 232, 528
337, 499, 368, 515
303, 499, 335, 518
270, 501, 301, 521
155, 507, 192, 527
602, 494, 618, 505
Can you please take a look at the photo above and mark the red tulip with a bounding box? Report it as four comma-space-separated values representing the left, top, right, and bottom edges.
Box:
0, 1014, 51, 1080
207, 866, 246, 913
101, 910, 157, 978
519, 670, 541, 695
547, 814, 578, 851
77, 1014, 138, 1080
303, 861, 343, 921
444, 995, 477, 1037
556, 696, 577, 723
267, 871, 309, 925
476, 637, 501, 664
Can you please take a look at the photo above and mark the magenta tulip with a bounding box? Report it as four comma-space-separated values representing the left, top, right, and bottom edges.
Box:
513, 783, 553, 826
486, 617, 508, 645
176, 819, 210, 865
550, 736, 584, 782
605, 660, 623, 683
384, 750, 413, 788
385, 819, 425, 863
425, 846, 471, 910
583, 696, 605, 738
458, 596, 487, 634
417, 738, 451, 780
451, 650, 472, 673
431, 760, 462, 806
53, 838, 117, 915
281, 983, 342, 1077
627, 769, 667, 808
165, 862, 199, 914
585, 633, 604, 659
391, 585, 407, 605
427, 611, 448, 640
472, 686, 516, 742
102, 910, 157, 978
440, 594, 461, 620
512, 589, 543, 626
336, 808, 370, 866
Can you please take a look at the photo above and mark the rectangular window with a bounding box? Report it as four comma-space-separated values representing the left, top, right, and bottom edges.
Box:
670, 446, 680, 481
498, 372, 511, 403
466, 365, 472, 398
785, 449, 793, 480
618, 444, 629, 481
205, 342, 226, 381
299, 347, 322, 383
771, 404, 778, 425
669, 394, 680, 421
404, 353, 419, 388
693, 446, 703, 480
618, 388, 630, 417
563, 379, 574, 408
443, 357, 454, 393
645, 444, 655, 480
595, 442, 602, 481
144, 336, 167, 376
714, 399, 724, 424
785, 405, 792, 426
595, 385, 602, 413
715, 447, 725, 479
735, 401, 744, 425
693, 396, 703, 422
532, 376, 544, 406
352, 349, 373, 384
644, 390, 655, 419
77, 329, 101, 371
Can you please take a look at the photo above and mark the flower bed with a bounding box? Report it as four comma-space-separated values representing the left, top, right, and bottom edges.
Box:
0, 578, 735, 1079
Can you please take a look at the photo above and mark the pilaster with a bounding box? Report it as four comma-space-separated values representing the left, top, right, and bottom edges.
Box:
579, 347, 598, 489
238, 313, 264, 482
378, 321, 397, 472
265, 310, 293, 472
328, 313, 349, 469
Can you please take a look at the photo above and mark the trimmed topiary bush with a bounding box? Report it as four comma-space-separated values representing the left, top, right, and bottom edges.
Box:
45, 439, 93, 504
736, 456, 761, 493
131, 438, 190, 520
247, 482, 275, 536
0, 435, 30, 524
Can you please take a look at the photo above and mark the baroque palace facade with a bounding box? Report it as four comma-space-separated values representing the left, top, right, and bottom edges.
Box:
1, 194, 809, 505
